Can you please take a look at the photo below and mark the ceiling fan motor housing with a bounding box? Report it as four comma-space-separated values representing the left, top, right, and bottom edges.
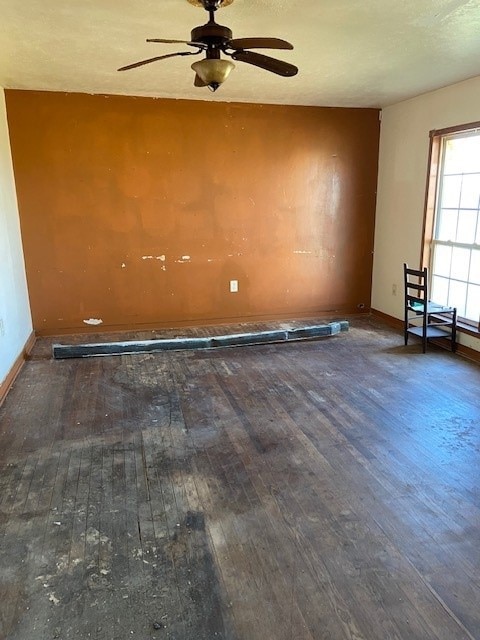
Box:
191, 23, 233, 46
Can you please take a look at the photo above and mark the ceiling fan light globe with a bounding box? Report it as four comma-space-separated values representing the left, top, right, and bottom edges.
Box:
191, 59, 235, 87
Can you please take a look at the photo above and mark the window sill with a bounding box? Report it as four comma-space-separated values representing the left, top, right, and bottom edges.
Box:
457, 321, 480, 338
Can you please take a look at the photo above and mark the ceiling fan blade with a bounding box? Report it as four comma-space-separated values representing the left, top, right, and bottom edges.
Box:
194, 74, 208, 87
118, 50, 200, 71
147, 38, 206, 48
228, 38, 293, 50
230, 50, 298, 77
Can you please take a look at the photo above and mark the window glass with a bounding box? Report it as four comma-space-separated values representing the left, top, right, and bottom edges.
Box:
459, 174, 480, 209
450, 247, 470, 281
431, 275, 449, 305
466, 284, 480, 321
469, 250, 480, 285
443, 135, 480, 173
448, 280, 467, 317
432, 244, 451, 278
439, 175, 461, 208
437, 209, 457, 242
456, 210, 477, 244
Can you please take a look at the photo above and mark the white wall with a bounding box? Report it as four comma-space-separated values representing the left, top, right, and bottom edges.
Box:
372, 75, 480, 352
0, 88, 33, 385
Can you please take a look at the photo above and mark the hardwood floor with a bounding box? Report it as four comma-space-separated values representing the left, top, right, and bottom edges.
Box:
0, 317, 479, 639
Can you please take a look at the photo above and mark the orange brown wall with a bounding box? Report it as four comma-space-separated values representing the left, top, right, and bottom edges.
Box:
6, 90, 380, 335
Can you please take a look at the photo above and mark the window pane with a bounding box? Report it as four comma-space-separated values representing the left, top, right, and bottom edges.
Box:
448, 279, 467, 317
465, 283, 480, 323
456, 210, 477, 243
443, 140, 464, 174
444, 135, 480, 173
440, 175, 462, 208
432, 244, 452, 278
470, 250, 480, 285
459, 173, 480, 209
431, 275, 449, 305
450, 246, 470, 281
436, 209, 458, 241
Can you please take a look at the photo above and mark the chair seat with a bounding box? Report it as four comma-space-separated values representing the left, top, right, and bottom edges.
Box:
408, 300, 456, 314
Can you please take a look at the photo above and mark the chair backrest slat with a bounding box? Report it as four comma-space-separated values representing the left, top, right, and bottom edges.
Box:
404, 263, 428, 300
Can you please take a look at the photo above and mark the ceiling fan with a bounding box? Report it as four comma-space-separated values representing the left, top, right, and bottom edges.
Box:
118, 0, 298, 92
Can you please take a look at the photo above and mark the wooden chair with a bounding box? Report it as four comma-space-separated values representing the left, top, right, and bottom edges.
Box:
403, 263, 457, 353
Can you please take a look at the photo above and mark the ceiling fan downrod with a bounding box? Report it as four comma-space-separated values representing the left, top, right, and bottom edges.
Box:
190, 4, 232, 49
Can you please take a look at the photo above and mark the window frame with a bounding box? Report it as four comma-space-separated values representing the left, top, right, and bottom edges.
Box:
422, 121, 480, 331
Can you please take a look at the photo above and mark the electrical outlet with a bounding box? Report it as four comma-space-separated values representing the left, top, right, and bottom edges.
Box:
230, 280, 238, 293
0, 319, 4, 336
392, 284, 397, 296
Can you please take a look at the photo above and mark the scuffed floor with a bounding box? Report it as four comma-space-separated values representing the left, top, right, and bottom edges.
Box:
1, 317, 479, 639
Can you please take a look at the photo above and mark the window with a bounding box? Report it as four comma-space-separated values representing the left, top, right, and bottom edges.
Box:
426, 126, 480, 328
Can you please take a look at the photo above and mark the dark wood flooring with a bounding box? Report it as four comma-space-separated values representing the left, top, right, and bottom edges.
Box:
0, 317, 479, 640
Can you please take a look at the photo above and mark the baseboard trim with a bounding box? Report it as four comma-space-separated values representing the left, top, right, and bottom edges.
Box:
371, 308, 480, 365
453, 343, 480, 365
370, 308, 404, 331
0, 331, 36, 407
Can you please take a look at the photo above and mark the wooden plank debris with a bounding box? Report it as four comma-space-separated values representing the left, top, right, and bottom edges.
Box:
52, 322, 349, 359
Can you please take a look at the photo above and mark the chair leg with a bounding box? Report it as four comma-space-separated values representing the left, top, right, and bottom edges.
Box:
451, 310, 457, 352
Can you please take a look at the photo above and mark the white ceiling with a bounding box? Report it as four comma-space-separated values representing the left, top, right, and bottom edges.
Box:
1, 0, 480, 108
